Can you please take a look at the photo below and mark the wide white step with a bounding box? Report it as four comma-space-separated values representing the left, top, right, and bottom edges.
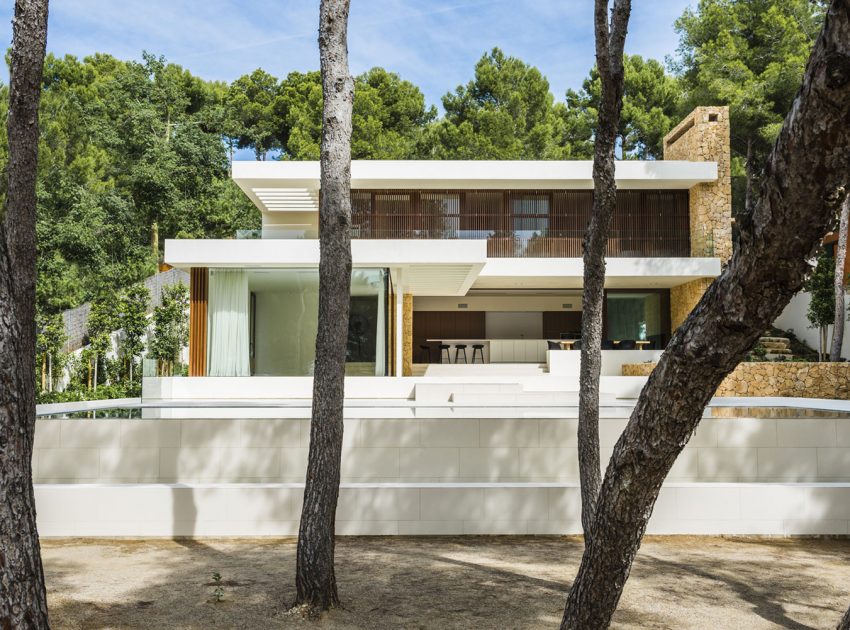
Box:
414, 382, 524, 403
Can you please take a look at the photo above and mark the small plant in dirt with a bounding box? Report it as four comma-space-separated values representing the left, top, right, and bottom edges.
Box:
211, 572, 224, 603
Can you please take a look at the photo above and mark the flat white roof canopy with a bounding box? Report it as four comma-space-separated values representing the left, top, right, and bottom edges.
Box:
165, 239, 720, 294
233, 160, 718, 214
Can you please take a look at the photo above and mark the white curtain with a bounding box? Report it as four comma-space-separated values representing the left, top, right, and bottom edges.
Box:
374, 275, 386, 376
207, 269, 251, 376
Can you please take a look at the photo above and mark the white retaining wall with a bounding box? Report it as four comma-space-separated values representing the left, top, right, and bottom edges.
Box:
34, 482, 850, 537
33, 412, 850, 536
142, 374, 651, 401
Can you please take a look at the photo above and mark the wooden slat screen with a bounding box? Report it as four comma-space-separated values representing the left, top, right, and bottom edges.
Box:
350, 189, 690, 257
189, 267, 208, 376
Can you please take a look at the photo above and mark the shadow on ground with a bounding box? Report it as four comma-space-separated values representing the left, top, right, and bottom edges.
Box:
42, 536, 850, 629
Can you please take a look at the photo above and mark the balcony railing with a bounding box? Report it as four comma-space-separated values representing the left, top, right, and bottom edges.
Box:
237, 188, 694, 257
236, 228, 691, 257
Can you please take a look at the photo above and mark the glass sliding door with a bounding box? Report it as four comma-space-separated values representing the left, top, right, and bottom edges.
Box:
206, 269, 251, 376
348, 269, 387, 376
206, 267, 388, 376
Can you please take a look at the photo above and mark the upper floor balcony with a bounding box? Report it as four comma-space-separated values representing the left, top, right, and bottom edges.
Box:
238, 188, 709, 258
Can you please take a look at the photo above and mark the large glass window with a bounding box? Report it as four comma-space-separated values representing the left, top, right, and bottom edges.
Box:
606, 292, 664, 347
206, 268, 388, 376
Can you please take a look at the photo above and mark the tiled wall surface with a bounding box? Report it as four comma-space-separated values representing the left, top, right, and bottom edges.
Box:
34, 415, 850, 536
33, 415, 850, 484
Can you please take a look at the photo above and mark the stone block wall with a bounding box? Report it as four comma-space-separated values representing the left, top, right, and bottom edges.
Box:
663, 106, 733, 262
623, 361, 850, 400
402, 294, 413, 376
670, 278, 713, 330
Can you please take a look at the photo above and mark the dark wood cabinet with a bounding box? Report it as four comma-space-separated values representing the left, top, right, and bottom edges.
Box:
413, 311, 485, 363
542, 311, 582, 339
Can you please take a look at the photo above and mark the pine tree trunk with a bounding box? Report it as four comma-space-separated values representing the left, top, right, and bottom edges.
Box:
93, 354, 98, 391
294, 0, 354, 614
830, 195, 849, 361
577, 0, 631, 544
745, 137, 754, 214
563, 2, 850, 627
0, 0, 51, 627
40, 352, 46, 391
47, 352, 52, 392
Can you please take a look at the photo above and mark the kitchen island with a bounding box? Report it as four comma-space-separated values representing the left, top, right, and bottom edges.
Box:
427, 339, 550, 363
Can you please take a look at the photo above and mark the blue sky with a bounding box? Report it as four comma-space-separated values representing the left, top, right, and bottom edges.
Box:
0, 0, 695, 110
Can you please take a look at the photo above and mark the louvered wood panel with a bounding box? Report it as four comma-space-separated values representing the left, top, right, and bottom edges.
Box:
189, 267, 208, 376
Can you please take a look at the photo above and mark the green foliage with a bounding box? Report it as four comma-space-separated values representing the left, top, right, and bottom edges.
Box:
421, 48, 572, 159
211, 572, 224, 603
31, 52, 260, 316
37, 382, 141, 404
226, 69, 284, 160
149, 283, 189, 373
805, 251, 835, 329
87, 296, 119, 390
87, 298, 118, 358
565, 55, 682, 159
673, 0, 824, 210
36, 312, 68, 393
269, 67, 437, 159
119, 284, 151, 382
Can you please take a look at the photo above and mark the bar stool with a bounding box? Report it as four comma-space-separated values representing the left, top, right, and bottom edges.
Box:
418, 344, 432, 363
439, 344, 451, 364
472, 344, 485, 364
454, 344, 468, 364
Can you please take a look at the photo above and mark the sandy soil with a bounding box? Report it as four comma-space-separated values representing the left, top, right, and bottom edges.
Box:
42, 536, 850, 629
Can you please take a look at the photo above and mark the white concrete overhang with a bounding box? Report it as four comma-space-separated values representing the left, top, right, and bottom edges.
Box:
232, 160, 718, 214
473, 257, 722, 290
164, 239, 488, 297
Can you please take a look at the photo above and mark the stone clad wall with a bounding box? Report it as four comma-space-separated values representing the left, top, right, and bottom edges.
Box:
402, 294, 413, 376
670, 278, 713, 330
664, 106, 732, 333
623, 361, 850, 399
622, 363, 656, 377
663, 106, 733, 262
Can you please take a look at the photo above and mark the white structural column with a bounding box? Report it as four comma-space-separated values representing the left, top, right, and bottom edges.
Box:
394, 269, 404, 377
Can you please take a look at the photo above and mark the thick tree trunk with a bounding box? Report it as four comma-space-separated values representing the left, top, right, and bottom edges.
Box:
830, 195, 849, 361
563, 2, 850, 628
294, 0, 354, 614
0, 0, 51, 627
745, 137, 754, 214
577, 0, 631, 543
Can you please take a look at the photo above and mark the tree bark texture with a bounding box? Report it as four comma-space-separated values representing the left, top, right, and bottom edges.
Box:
838, 604, 850, 629
577, 0, 631, 542
563, 2, 850, 628
830, 194, 849, 361
294, 0, 354, 614
0, 0, 51, 628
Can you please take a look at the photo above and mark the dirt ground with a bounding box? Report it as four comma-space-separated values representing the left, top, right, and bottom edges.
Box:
42, 536, 850, 629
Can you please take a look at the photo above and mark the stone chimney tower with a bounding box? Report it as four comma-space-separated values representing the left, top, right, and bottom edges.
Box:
663, 106, 732, 329
663, 106, 732, 261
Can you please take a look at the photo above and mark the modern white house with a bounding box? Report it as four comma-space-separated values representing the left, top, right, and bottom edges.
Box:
154, 106, 731, 400
38, 106, 850, 538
